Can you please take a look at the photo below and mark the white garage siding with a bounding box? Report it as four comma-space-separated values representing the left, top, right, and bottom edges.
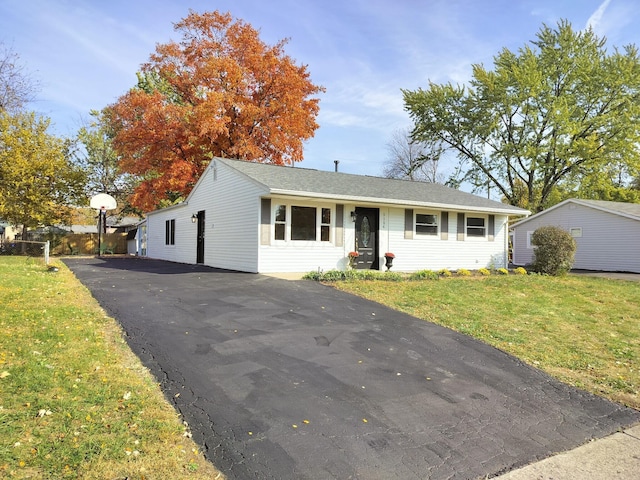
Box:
511, 200, 640, 273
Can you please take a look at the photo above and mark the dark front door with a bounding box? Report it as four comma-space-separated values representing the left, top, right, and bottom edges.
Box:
196, 210, 205, 264
355, 207, 379, 270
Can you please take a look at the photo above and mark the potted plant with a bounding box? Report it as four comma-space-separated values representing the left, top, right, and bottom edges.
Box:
348, 251, 359, 269
384, 252, 395, 271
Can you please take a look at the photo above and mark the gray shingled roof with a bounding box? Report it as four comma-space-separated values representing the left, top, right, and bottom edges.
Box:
511, 198, 640, 229
575, 199, 640, 219
215, 158, 529, 215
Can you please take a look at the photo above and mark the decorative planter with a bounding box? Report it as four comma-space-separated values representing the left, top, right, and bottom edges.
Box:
384, 255, 394, 271
348, 252, 359, 269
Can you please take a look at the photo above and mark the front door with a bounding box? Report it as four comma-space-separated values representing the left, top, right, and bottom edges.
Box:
196, 210, 205, 264
354, 207, 379, 270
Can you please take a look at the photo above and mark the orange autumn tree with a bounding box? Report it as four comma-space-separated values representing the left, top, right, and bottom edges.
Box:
106, 10, 324, 211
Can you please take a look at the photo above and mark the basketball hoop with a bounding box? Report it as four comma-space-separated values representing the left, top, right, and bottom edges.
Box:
90, 194, 117, 257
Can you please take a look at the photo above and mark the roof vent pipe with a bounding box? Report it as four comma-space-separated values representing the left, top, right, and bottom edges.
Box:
334, 160, 339, 172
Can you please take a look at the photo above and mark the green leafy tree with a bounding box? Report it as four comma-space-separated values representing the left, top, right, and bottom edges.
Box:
76, 110, 140, 215
403, 21, 640, 212
0, 111, 86, 238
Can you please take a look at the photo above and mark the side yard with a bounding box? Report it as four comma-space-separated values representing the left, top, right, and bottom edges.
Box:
0, 257, 224, 479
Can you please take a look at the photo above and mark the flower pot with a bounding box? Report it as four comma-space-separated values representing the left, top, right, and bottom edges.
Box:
384, 256, 394, 271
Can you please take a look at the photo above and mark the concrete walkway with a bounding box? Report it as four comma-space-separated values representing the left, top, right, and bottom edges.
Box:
64, 258, 639, 480
496, 424, 640, 479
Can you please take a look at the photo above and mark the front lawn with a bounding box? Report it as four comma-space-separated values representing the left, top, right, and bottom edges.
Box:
332, 274, 640, 410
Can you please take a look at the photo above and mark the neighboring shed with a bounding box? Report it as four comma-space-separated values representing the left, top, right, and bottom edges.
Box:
144, 158, 529, 274
126, 220, 147, 256
511, 199, 640, 273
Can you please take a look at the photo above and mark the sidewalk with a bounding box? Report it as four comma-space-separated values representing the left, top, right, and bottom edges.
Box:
496, 424, 640, 479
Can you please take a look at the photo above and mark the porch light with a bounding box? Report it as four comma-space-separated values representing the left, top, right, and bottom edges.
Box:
191, 213, 198, 223
350, 211, 357, 222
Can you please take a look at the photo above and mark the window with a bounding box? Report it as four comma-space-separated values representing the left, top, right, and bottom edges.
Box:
466, 216, 486, 237
416, 213, 438, 235
527, 231, 534, 248
570, 227, 582, 238
321, 208, 331, 242
165, 219, 175, 245
274, 205, 286, 240
273, 204, 332, 241
291, 206, 316, 240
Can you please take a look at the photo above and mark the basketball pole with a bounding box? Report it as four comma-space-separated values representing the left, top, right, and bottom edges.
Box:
98, 207, 106, 257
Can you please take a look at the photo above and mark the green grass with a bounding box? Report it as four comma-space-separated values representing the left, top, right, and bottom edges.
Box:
0, 257, 225, 479
332, 274, 640, 410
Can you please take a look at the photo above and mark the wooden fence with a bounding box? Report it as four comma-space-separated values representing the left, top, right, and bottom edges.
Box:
53, 233, 128, 255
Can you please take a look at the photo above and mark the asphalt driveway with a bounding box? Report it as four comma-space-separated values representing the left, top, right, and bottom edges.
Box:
63, 257, 640, 480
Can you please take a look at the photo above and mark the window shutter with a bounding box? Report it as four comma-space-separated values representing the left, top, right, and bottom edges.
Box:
440, 211, 449, 240
335, 204, 344, 247
260, 198, 271, 245
404, 209, 413, 239
457, 213, 465, 241
488, 215, 495, 241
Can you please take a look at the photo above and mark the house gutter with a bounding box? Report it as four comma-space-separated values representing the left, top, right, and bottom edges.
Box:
269, 189, 530, 216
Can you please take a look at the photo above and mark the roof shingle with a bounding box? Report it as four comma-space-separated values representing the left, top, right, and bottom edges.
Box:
215, 158, 529, 215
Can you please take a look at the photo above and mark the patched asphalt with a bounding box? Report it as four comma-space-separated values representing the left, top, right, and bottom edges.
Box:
63, 257, 640, 480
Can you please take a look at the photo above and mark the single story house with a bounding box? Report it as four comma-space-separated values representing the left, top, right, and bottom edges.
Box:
511, 198, 640, 273
144, 158, 529, 274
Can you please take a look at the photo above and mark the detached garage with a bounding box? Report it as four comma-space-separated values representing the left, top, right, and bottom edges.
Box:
511, 199, 640, 273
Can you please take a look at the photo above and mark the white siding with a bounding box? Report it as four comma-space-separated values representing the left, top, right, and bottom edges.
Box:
386, 209, 509, 272
146, 162, 513, 274
146, 161, 267, 272
259, 201, 351, 273
146, 208, 193, 264
512, 202, 640, 273
195, 163, 265, 272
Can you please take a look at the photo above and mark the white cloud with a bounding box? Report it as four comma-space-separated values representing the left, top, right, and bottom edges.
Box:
585, 0, 612, 32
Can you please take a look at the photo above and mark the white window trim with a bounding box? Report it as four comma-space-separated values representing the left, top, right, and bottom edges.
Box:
272, 203, 334, 244
415, 211, 439, 237
570, 227, 582, 238
465, 214, 488, 240
526, 231, 535, 249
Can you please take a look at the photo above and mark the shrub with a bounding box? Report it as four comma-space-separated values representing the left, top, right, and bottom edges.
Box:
409, 270, 439, 281
497, 268, 509, 275
531, 225, 576, 276
438, 268, 452, 277
514, 266, 527, 275
305, 269, 404, 282
478, 268, 491, 276
456, 268, 471, 276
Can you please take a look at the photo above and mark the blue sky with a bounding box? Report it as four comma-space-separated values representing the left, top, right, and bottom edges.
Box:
1, 0, 638, 178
